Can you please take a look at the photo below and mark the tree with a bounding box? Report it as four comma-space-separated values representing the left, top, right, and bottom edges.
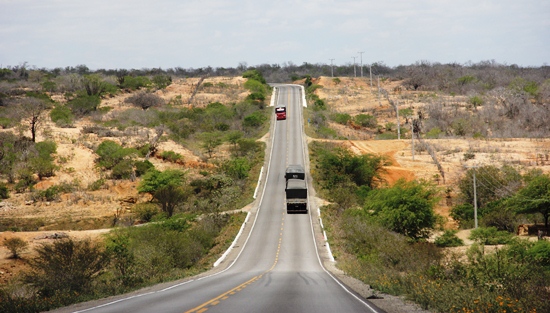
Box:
226, 130, 243, 154
153, 184, 189, 217
19, 97, 49, 142
458, 165, 521, 209
363, 179, 439, 240
67, 94, 101, 117
152, 74, 172, 90
95, 140, 137, 170
199, 131, 223, 158
125, 92, 165, 110
510, 174, 550, 228
31, 140, 58, 179
81, 74, 108, 96
138, 169, 187, 217
24, 239, 107, 297
314, 144, 388, 190
3, 237, 28, 259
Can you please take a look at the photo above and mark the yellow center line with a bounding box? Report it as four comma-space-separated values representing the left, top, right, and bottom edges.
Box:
184, 213, 286, 313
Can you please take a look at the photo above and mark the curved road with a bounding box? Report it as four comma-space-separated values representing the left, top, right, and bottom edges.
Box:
52, 85, 384, 313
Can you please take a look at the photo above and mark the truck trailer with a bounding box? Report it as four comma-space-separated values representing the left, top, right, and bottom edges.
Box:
284, 164, 305, 181
285, 178, 308, 213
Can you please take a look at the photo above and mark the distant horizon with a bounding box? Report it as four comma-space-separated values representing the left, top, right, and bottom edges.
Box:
2, 58, 547, 72
2, 1, 547, 71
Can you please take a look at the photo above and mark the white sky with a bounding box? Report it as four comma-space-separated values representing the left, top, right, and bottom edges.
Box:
1, 0, 548, 70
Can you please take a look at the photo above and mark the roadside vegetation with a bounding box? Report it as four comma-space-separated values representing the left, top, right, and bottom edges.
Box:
302, 61, 550, 312
0, 68, 270, 312
310, 141, 550, 312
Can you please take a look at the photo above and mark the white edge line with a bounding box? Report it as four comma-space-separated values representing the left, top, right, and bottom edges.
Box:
213, 211, 250, 267
253, 167, 264, 199
74, 102, 279, 313
299, 80, 378, 311
309, 209, 379, 312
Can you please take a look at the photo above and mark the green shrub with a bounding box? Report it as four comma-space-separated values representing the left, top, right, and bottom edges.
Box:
24, 238, 107, 297
0, 183, 9, 199
243, 111, 266, 128
133, 203, 160, 222
363, 179, 439, 240
160, 151, 183, 163
125, 92, 165, 110
375, 132, 398, 140
469, 95, 483, 108
68, 94, 101, 117
120, 76, 151, 90
41, 81, 57, 92
243, 79, 267, 95
0, 117, 16, 128
246, 92, 265, 102
332, 113, 351, 125
36, 186, 61, 201
95, 140, 137, 170
434, 230, 464, 247
88, 178, 106, 191
354, 114, 377, 128
425, 127, 442, 139
235, 138, 260, 157
111, 159, 134, 179
242, 69, 267, 84
152, 75, 172, 89
50, 105, 74, 127
134, 160, 154, 177
468, 226, 513, 245
457, 75, 476, 85
527, 240, 550, 267
221, 157, 251, 180
313, 98, 326, 110
3, 237, 28, 259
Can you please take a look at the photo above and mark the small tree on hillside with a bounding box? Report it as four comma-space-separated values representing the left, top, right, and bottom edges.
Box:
199, 131, 223, 159
24, 239, 107, 297
3, 237, 28, 259
125, 92, 165, 110
138, 169, 187, 217
510, 174, 550, 228
19, 97, 50, 142
363, 179, 440, 240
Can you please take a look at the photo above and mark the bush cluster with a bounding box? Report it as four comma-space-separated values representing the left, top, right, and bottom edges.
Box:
312, 142, 550, 312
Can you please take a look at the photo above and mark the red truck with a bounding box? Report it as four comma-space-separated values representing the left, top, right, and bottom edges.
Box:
275, 106, 286, 120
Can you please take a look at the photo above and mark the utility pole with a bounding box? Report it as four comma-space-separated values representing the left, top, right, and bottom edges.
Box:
410, 116, 414, 160
377, 75, 381, 105
369, 64, 373, 91
396, 100, 400, 140
465, 165, 479, 228
358, 52, 364, 77
329, 59, 335, 77
473, 167, 478, 229
351, 56, 356, 77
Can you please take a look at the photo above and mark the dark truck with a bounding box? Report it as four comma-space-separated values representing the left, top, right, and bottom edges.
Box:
285, 179, 308, 213
284, 164, 305, 180
284, 165, 307, 213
